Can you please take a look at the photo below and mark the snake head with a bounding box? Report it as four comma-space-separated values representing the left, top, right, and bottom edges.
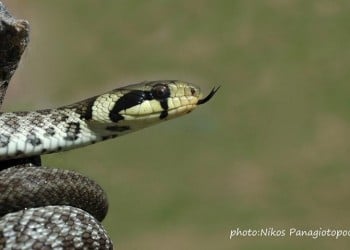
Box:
107, 80, 220, 121
89, 80, 219, 137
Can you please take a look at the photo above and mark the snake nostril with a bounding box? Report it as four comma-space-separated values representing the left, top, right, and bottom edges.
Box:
190, 87, 196, 95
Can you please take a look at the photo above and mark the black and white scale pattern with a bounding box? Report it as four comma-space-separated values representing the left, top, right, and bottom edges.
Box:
0, 80, 211, 249
0, 81, 201, 161
0, 3, 219, 248
0, 205, 112, 249
0, 109, 98, 160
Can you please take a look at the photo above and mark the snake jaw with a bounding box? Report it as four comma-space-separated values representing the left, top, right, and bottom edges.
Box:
197, 86, 220, 105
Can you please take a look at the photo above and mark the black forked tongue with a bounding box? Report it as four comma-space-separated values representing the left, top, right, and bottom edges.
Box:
197, 86, 220, 105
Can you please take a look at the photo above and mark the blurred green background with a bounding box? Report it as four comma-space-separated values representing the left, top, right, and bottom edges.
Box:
3, 0, 350, 249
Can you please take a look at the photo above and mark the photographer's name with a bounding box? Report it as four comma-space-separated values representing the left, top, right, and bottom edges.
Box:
229, 227, 350, 239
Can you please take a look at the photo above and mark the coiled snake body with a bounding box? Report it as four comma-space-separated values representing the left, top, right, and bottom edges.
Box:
0, 80, 218, 249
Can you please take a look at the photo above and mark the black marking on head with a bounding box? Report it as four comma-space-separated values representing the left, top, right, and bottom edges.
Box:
109, 112, 124, 123
26, 133, 42, 146
159, 99, 168, 110
110, 90, 152, 122
110, 84, 171, 121
151, 84, 170, 100
151, 84, 170, 119
159, 98, 169, 119
160, 110, 168, 119
0, 134, 10, 147
106, 125, 130, 132
64, 122, 81, 141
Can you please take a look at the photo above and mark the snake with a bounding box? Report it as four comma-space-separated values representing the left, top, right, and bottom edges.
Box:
0, 80, 218, 249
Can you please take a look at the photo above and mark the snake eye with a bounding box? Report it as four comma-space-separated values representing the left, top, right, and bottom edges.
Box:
151, 84, 170, 100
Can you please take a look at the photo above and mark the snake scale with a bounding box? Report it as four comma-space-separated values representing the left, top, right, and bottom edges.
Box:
0, 80, 218, 250
0, 3, 218, 249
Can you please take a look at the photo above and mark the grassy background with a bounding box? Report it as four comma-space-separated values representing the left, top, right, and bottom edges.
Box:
3, 1, 350, 249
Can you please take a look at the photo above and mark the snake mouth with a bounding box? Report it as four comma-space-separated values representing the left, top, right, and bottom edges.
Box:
197, 86, 220, 105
